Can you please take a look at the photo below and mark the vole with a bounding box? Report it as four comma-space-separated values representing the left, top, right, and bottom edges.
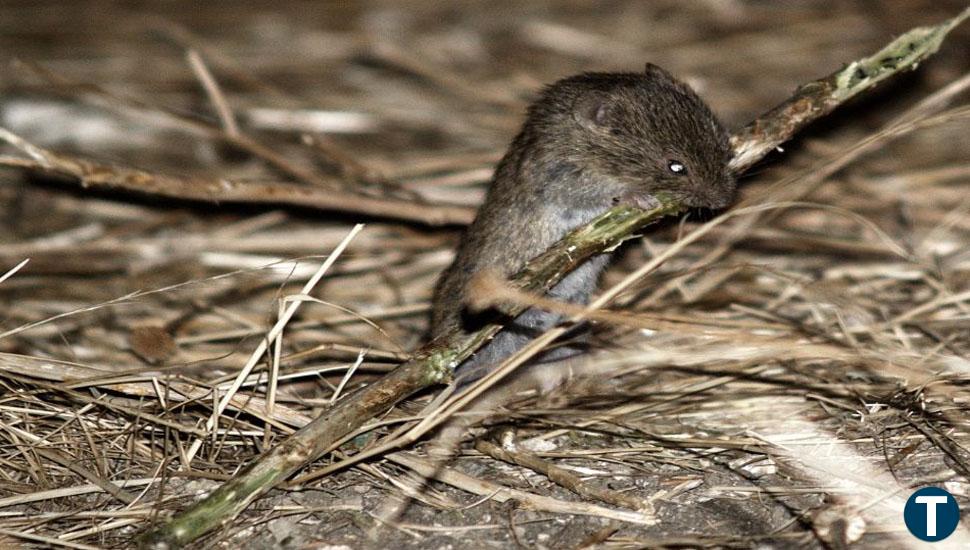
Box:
430, 64, 735, 384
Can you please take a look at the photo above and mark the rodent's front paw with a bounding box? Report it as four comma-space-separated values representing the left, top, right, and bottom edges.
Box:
614, 191, 661, 211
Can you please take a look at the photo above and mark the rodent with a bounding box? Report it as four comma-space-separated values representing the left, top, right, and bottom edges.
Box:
430, 64, 735, 384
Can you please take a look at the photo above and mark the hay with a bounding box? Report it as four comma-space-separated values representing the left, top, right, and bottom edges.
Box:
0, 2, 968, 548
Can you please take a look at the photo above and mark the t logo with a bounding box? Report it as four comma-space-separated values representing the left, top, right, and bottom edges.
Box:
904, 487, 960, 542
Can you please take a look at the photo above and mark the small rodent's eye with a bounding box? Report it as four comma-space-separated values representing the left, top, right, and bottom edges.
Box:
667, 160, 687, 175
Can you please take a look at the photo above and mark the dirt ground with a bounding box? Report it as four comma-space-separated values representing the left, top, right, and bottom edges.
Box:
0, 1, 968, 548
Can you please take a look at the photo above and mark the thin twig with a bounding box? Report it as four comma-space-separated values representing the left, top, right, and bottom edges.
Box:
0, 134, 474, 225
475, 432, 655, 514
186, 49, 241, 137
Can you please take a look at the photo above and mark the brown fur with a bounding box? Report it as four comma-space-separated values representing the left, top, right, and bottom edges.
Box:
431, 65, 734, 383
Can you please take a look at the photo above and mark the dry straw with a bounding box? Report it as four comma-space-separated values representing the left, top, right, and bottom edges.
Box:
0, 3, 967, 548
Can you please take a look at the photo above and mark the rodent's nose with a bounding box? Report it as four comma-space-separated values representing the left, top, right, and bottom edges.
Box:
691, 179, 735, 210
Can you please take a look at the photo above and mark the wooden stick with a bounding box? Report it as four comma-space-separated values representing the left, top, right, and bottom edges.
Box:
475, 432, 654, 513
0, 140, 475, 226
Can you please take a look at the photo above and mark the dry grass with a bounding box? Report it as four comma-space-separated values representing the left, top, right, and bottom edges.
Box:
0, 1, 968, 548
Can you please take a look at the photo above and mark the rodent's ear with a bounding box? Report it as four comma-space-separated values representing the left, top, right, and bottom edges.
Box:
644, 62, 677, 83
573, 93, 611, 130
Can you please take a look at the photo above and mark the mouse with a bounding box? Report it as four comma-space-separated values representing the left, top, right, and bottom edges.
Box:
430, 64, 735, 385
